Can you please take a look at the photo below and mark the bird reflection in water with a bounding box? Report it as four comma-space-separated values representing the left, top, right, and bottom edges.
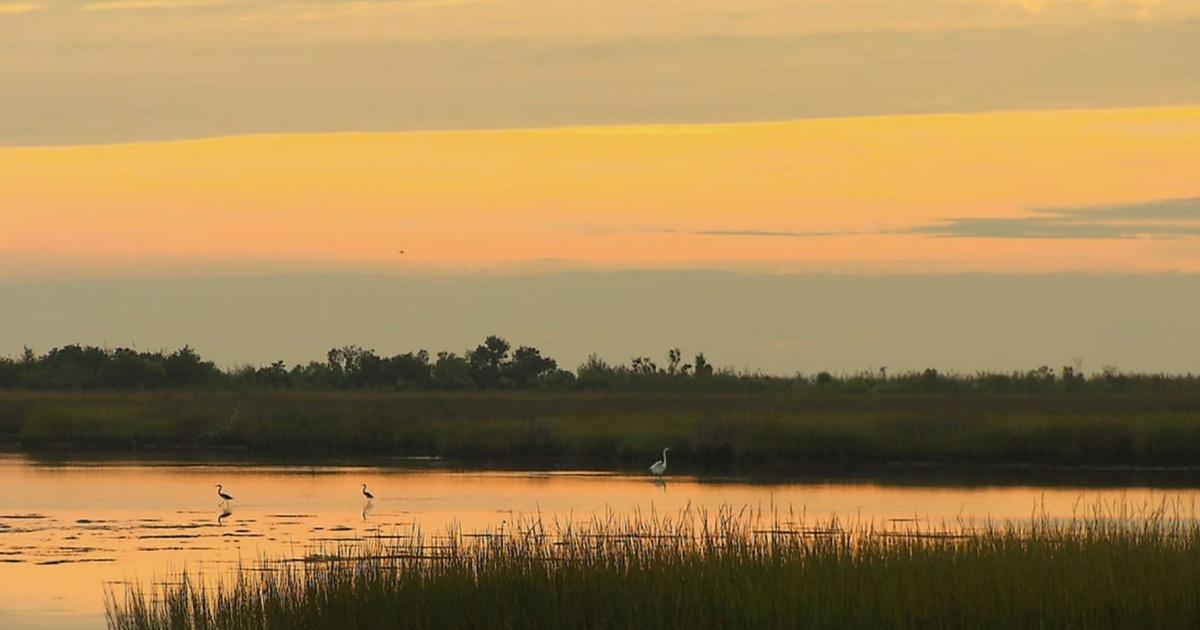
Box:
218, 505, 233, 525
362, 501, 375, 521
652, 478, 668, 492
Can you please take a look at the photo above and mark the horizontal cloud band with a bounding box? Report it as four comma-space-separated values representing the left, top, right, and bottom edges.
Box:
693, 197, 1200, 241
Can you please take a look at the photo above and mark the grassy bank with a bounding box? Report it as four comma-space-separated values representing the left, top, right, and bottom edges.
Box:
107, 506, 1200, 629
5, 390, 1200, 467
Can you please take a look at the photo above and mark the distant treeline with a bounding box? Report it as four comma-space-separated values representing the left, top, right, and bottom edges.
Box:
0, 337, 1196, 393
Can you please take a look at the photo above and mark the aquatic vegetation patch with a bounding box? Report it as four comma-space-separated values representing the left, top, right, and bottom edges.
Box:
108, 503, 1200, 629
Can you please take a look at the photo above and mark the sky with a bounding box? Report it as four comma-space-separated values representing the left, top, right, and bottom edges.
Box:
1, 0, 1198, 370
4, 108, 1199, 277
3, 1, 1200, 144
4, 273, 1199, 374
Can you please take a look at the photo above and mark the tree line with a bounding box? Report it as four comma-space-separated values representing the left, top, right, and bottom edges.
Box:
0, 337, 1195, 393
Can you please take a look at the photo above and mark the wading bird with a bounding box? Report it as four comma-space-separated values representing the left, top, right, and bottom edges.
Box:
649, 447, 671, 476
362, 484, 374, 501
216, 484, 234, 505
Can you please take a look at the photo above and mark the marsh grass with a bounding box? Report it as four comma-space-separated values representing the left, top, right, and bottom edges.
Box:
7, 390, 1200, 467
108, 502, 1200, 629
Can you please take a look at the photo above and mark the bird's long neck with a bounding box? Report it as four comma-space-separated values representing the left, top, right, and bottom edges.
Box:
661, 449, 668, 464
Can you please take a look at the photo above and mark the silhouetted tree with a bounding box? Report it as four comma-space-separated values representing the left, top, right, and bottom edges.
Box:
575, 354, 617, 388
433, 352, 474, 389
290, 361, 338, 388
7, 341, 1199, 395
667, 349, 682, 375
693, 353, 713, 378
355, 350, 385, 388
631, 357, 657, 375
99, 348, 165, 389
468, 336, 510, 388
0, 358, 16, 387
505, 346, 558, 385
164, 346, 220, 387
385, 351, 432, 389
250, 360, 290, 388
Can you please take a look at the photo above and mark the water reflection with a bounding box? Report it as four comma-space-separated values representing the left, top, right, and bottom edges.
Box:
4, 454, 1200, 629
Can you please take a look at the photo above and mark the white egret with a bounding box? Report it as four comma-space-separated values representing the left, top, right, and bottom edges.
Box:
649, 447, 671, 476
361, 484, 374, 501
216, 484, 234, 505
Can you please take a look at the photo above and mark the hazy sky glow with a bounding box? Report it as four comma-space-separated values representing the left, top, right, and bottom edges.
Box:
3, 107, 1198, 277
4, 1, 1198, 278
4, 273, 1199, 374
2, 0, 1199, 144
2, 0, 1199, 369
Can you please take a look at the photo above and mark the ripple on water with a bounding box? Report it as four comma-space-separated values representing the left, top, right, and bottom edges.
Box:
36, 558, 116, 566
55, 546, 109, 554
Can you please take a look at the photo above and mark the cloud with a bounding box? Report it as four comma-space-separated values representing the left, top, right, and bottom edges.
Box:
694, 229, 863, 238
686, 197, 1200, 242
1000, 0, 1198, 20
81, 0, 240, 11
912, 197, 1200, 240
0, 2, 41, 14
236, 0, 491, 22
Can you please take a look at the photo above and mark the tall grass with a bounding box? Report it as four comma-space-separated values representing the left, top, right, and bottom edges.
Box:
6, 390, 1200, 467
109, 503, 1200, 629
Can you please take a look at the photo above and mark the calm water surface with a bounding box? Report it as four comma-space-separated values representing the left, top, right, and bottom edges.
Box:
3, 454, 1200, 628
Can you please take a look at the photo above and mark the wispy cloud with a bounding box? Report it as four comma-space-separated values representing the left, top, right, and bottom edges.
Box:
686, 197, 1200, 241
0, 2, 41, 14
81, 0, 240, 11
236, 0, 491, 23
693, 229, 863, 238
913, 197, 1200, 240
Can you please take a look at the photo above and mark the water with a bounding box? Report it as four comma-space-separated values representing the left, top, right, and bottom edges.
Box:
2, 454, 1200, 628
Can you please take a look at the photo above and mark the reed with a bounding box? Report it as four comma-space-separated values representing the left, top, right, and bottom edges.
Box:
108, 502, 1200, 629
6, 390, 1200, 468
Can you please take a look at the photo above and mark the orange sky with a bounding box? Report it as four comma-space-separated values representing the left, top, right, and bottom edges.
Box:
2, 106, 1198, 277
